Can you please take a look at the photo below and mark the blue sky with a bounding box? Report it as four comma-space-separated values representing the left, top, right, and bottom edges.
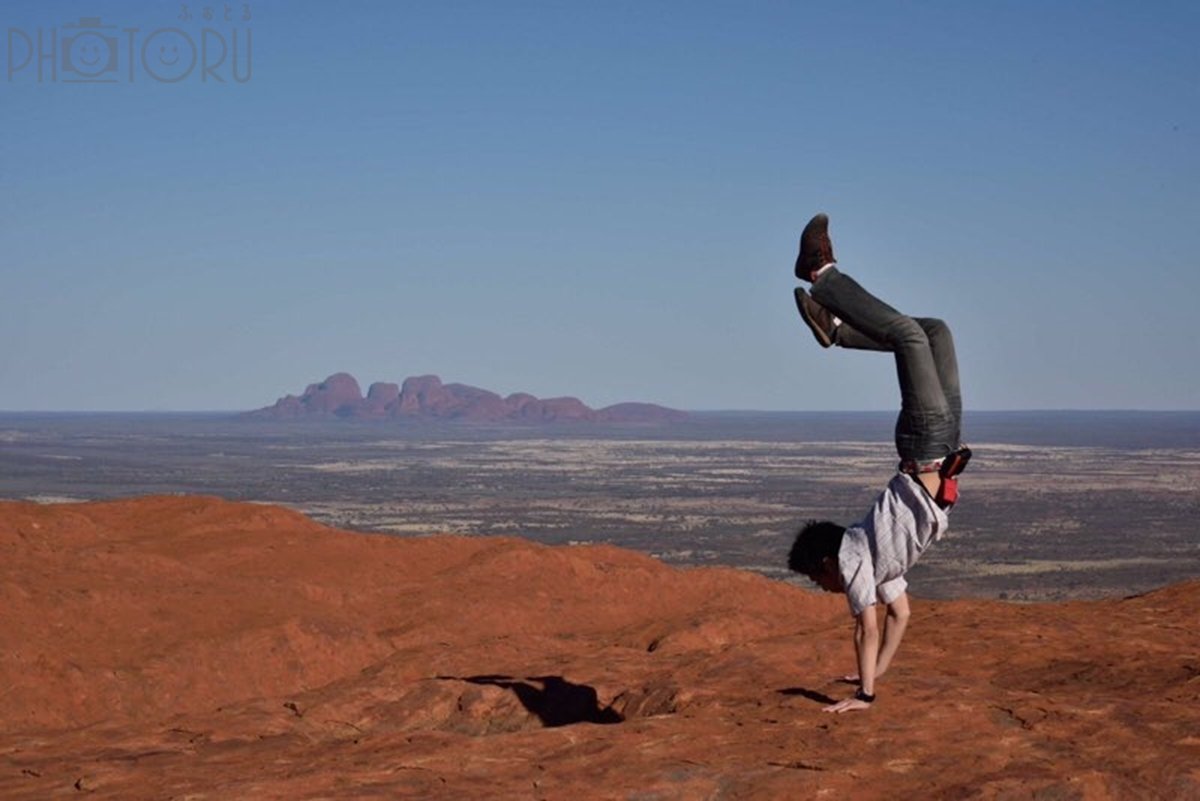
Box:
2, 1, 1198, 411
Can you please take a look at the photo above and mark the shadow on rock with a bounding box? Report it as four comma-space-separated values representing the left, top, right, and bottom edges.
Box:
445, 675, 624, 727
777, 687, 837, 705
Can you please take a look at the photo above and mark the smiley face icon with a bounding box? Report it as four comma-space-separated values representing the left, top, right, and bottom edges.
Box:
141, 28, 196, 83
158, 42, 182, 67
74, 34, 109, 71
62, 18, 119, 81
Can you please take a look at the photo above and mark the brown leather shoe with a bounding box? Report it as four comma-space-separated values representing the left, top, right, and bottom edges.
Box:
794, 213, 835, 281
793, 287, 836, 348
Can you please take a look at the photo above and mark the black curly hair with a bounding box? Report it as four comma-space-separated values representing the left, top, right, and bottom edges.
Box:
787, 519, 847, 579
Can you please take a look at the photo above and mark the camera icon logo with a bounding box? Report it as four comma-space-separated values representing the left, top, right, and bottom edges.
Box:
61, 18, 119, 82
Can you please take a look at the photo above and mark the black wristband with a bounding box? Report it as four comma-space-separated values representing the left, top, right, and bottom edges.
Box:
855, 689, 876, 703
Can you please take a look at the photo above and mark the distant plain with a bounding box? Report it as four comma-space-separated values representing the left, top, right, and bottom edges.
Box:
2, 410, 1197, 602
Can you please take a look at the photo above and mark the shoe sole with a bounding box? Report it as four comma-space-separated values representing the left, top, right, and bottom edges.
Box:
793, 287, 832, 348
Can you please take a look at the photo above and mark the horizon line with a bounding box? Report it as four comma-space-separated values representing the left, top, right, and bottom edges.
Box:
1, 408, 1198, 416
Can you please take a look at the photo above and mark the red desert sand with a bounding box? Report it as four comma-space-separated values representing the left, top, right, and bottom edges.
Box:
1, 496, 1198, 799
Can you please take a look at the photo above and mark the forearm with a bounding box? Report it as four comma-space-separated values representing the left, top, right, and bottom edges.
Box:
874, 614, 909, 677
824, 610, 880, 713
875, 593, 911, 678
854, 617, 880, 694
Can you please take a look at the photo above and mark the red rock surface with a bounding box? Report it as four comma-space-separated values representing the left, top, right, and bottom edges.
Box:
246, 373, 687, 423
1, 497, 1197, 799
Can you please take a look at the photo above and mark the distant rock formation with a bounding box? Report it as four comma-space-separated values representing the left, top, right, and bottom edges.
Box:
245, 373, 688, 423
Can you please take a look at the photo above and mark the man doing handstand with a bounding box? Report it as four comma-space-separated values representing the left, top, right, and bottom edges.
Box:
786, 213, 971, 714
